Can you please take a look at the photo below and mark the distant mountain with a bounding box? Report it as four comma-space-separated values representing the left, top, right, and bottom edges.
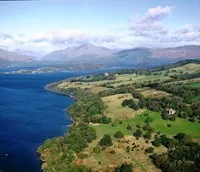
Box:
117, 45, 200, 60
41, 43, 116, 62
0, 48, 33, 62
14, 49, 46, 60
151, 45, 200, 59
41, 45, 200, 64
116, 48, 152, 60
0, 58, 10, 67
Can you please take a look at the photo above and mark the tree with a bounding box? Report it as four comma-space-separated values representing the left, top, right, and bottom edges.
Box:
145, 116, 153, 123
145, 147, 154, 153
144, 131, 152, 140
99, 134, 113, 147
161, 110, 169, 120
115, 163, 133, 172
133, 129, 142, 137
152, 138, 162, 147
174, 133, 192, 144
93, 145, 101, 154
114, 131, 124, 138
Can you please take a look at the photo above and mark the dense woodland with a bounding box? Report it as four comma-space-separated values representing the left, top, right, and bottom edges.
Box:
146, 82, 200, 103
150, 133, 200, 172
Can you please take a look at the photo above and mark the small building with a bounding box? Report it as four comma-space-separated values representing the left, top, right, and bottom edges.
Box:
166, 108, 176, 115
104, 72, 109, 76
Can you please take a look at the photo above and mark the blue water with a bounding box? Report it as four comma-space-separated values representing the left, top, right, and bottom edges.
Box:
0, 69, 118, 172
0, 73, 77, 172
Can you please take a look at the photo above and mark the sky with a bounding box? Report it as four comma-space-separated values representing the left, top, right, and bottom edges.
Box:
0, 0, 200, 53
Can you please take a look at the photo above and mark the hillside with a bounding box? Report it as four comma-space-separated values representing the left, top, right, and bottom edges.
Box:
116, 45, 200, 60
41, 45, 200, 63
0, 48, 33, 62
151, 45, 200, 59
38, 59, 200, 172
41, 43, 115, 62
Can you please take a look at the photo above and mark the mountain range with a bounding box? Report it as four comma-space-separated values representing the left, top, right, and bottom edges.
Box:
0, 44, 200, 66
41, 43, 115, 62
0, 48, 33, 67
14, 49, 46, 60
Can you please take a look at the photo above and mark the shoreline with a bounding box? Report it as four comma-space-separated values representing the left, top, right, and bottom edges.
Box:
44, 80, 77, 100
44, 80, 77, 124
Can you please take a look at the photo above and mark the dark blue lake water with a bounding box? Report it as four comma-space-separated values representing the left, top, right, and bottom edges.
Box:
0, 70, 114, 172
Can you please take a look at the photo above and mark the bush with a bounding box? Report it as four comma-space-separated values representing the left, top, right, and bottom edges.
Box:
145, 116, 153, 123
93, 145, 101, 154
133, 129, 142, 137
145, 147, 154, 153
170, 115, 177, 121
99, 134, 113, 147
115, 163, 133, 172
189, 117, 195, 122
136, 124, 141, 128
143, 123, 154, 132
127, 124, 132, 130
152, 138, 162, 147
114, 131, 124, 138
126, 146, 131, 153
144, 131, 152, 140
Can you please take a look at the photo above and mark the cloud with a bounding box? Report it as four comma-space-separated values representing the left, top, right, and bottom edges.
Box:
169, 25, 200, 42
30, 29, 119, 46
144, 6, 173, 21
130, 6, 174, 39
0, 32, 13, 40
128, 6, 200, 46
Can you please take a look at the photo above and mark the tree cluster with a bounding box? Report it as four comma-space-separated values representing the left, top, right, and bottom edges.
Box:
150, 133, 200, 172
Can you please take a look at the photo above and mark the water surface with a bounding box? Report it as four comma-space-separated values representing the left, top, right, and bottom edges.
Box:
0, 72, 79, 172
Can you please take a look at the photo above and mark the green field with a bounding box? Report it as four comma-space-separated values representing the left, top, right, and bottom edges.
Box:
102, 93, 144, 120
184, 82, 200, 88
94, 111, 200, 139
160, 63, 200, 76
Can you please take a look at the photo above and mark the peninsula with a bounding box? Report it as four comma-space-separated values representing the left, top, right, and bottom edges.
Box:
38, 59, 200, 172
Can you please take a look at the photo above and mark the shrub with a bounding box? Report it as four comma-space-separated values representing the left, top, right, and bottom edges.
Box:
93, 145, 101, 154
145, 147, 154, 153
127, 124, 132, 130
144, 131, 152, 140
99, 134, 113, 147
145, 116, 153, 123
115, 163, 133, 172
126, 146, 131, 153
133, 129, 142, 137
152, 138, 162, 147
114, 131, 124, 138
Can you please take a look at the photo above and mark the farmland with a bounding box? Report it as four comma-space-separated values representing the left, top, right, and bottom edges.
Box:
38, 60, 200, 172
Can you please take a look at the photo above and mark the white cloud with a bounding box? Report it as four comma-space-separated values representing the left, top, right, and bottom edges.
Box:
0, 29, 121, 52
129, 6, 174, 39
0, 32, 13, 40
144, 6, 173, 21
129, 6, 200, 46
29, 29, 119, 47
169, 24, 200, 43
